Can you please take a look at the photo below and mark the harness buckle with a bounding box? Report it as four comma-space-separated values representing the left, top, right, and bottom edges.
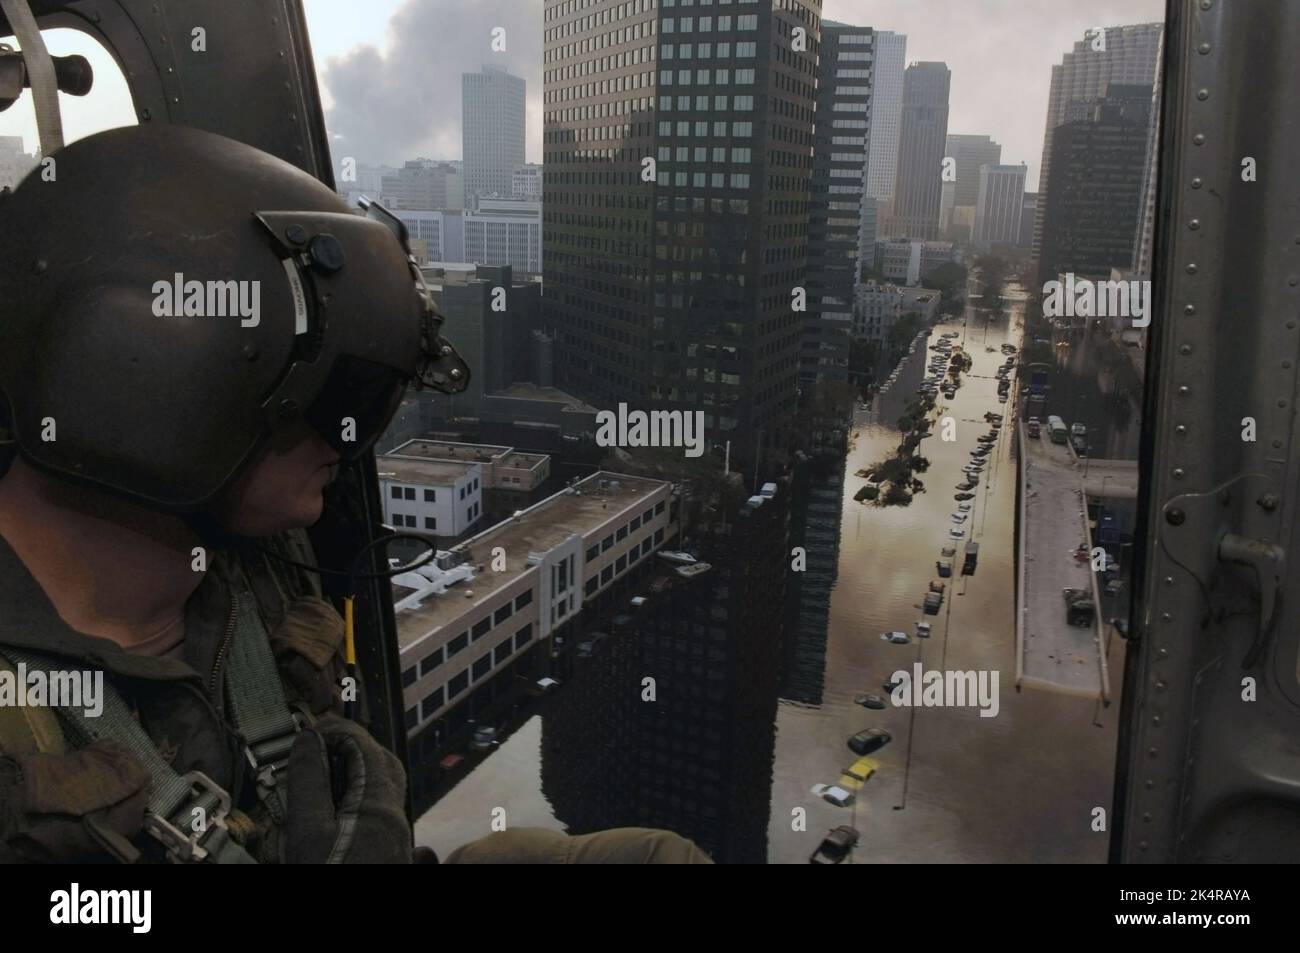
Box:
142, 770, 233, 863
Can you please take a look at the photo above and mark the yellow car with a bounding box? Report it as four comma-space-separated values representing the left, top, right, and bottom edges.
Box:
838, 756, 880, 791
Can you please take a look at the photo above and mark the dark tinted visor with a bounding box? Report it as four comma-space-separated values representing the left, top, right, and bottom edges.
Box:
304, 357, 408, 460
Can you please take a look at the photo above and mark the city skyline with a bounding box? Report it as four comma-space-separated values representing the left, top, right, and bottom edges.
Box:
0, 0, 1163, 187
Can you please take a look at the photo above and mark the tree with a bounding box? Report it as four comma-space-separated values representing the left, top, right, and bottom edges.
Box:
882, 482, 912, 506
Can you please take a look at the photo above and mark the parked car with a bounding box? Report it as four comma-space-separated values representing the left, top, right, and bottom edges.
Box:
855, 693, 888, 710
848, 727, 893, 756
811, 783, 855, 808
948, 527, 966, 539
809, 826, 860, 865
957, 502, 972, 512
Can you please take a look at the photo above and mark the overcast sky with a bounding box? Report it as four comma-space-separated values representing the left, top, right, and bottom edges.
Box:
2, 0, 1164, 190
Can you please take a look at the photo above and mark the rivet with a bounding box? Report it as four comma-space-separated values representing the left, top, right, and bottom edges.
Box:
1165, 576, 1174, 585
1161, 612, 1172, 622
1290, 277, 1299, 287
1198, 42, 1211, 54
1178, 385, 1190, 396
1175, 425, 1187, 435
1180, 344, 1192, 355
1143, 812, 1152, 822
1173, 469, 1186, 480
1139, 840, 1149, 850
1274, 439, 1284, 449
1186, 263, 1198, 274
1189, 219, 1201, 230
1191, 177, 1203, 189
1144, 780, 1154, 790
1158, 647, 1168, 657
1185, 304, 1196, 315
1193, 134, 1205, 146
1201, 0, 1212, 8
1197, 89, 1209, 101
1167, 507, 1185, 524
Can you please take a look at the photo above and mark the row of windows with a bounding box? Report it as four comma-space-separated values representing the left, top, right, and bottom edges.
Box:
404, 623, 535, 730
656, 119, 752, 137
401, 589, 535, 688
391, 485, 436, 503
585, 528, 666, 597
662, 13, 758, 32
392, 514, 436, 531
656, 144, 752, 162
658, 94, 753, 112
658, 70, 756, 92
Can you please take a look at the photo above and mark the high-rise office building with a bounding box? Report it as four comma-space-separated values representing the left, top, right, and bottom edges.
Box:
463, 65, 526, 202
1039, 86, 1152, 283
1132, 29, 1165, 276
543, 0, 821, 468
1031, 23, 1163, 270
864, 31, 906, 224
946, 134, 1002, 209
890, 62, 951, 240
973, 163, 1028, 249
804, 21, 874, 395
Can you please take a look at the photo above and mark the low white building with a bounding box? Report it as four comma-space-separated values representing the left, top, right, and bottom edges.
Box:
378, 457, 483, 539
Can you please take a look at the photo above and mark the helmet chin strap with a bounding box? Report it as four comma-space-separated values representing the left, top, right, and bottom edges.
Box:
0, 0, 63, 154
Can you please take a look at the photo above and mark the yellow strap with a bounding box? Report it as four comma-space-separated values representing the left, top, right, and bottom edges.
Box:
0, 652, 68, 756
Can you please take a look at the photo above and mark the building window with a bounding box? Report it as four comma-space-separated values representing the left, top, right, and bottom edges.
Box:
586, 577, 599, 596
617, 525, 628, 542
459, 486, 466, 500
404, 488, 415, 501
654, 528, 665, 545
472, 617, 492, 641
425, 516, 437, 530
616, 554, 627, 573
655, 501, 666, 515
601, 566, 613, 585
586, 544, 600, 561
515, 624, 533, 650
494, 604, 513, 627
448, 632, 469, 657
493, 643, 512, 667
602, 534, 614, 552
401, 665, 417, 687
514, 590, 533, 611
449, 671, 468, 698
472, 655, 492, 681
405, 706, 419, 730
419, 646, 444, 677
631, 515, 642, 531
423, 489, 436, 502
421, 687, 444, 720
390, 486, 401, 500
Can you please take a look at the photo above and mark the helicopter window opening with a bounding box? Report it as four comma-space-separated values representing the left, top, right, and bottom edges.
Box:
0, 26, 135, 182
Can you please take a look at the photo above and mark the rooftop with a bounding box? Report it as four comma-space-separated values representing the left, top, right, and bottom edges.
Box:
388, 439, 547, 471
378, 457, 477, 485
394, 470, 669, 645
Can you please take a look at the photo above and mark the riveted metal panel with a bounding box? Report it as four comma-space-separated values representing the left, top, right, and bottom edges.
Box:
1115, 0, 1300, 862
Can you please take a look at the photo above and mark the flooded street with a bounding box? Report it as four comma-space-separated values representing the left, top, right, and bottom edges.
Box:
769, 296, 1124, 863
415, 293, 1126, 864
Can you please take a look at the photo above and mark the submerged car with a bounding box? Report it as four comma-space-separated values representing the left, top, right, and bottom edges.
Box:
848, 727, 893, 756
948, 527, 966, 539
954, 492, 975, 501
880, 630, 911, 645
811, 783, 855, 808
915, 620, 933, 638
809, 826, 860, 865
855, 693, 888, 710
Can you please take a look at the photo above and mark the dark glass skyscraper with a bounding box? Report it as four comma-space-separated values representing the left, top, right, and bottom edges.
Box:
1038, 85, 1152, 283
543, 0, 822, 469
802, 21, 874, 398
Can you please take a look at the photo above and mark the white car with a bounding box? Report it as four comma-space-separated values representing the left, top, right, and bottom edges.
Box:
812, 784, 856, 808
915, 620, 933, 639
957, 502, 973, 513
951, 513, 968, 524
948, 527, 966, 539
880, 630, 911, 645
